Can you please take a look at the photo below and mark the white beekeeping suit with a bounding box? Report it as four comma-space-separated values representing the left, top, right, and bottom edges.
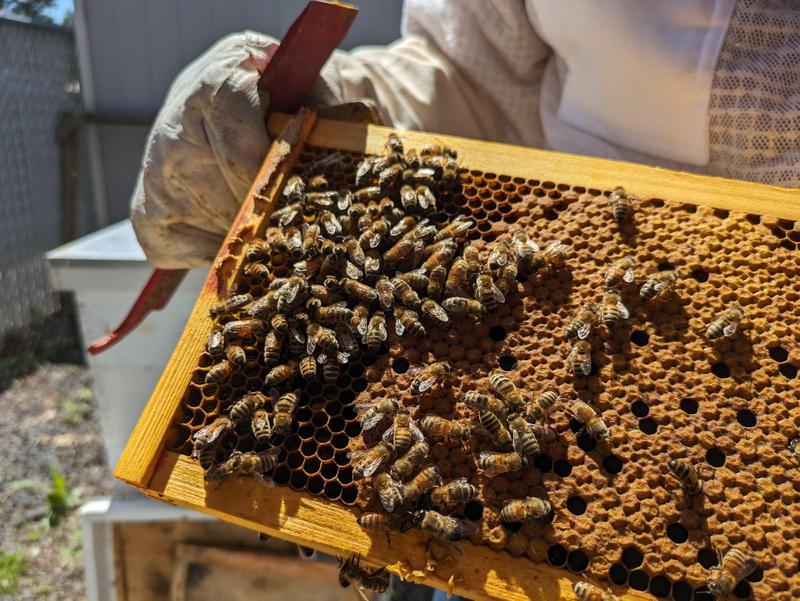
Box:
131, 0, 800, 269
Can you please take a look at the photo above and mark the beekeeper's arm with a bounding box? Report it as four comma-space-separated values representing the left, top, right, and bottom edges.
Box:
130, 0, 550, 269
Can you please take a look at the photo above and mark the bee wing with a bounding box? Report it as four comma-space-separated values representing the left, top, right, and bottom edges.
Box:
617, 300, 630, 319
578, 357, 592, 376
351, 584, 372, 601
306, 335, 317, 355
355, 318, 368, 337
394, 317, 405, 336
382, 424, 396, 444
576, 322, 592, 340
378, 480, 403, 513
623, 267, 635, 283
254, 473, 276, 488
361, 412, 385, 431
493, 286, 506, 305
426, 302, 449, 323
283, 282, 300, 304
316, 352, 328, 364
192, 421, 225, 447
414, 374, 438, 394
653, 279, 670, 293
345, 261, 363, 279
410, 422, 425, 443
360, 454, 387, 479
337, 351, 350, 364
510, 427, 527, 456
377, 321, 388, 341
723, 322, 739, 337
322, 217, 338, 236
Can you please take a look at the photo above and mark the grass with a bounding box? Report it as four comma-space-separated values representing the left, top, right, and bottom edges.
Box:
58, 388, 94, 425
0, 552, 25, 594
6, 461, 82, 528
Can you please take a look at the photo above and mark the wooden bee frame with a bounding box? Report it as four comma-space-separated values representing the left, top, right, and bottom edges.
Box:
116, 109, 800, 601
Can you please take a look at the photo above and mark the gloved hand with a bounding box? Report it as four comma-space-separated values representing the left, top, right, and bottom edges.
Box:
131, 31, 277, 269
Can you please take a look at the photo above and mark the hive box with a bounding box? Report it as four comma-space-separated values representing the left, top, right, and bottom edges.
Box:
116, 110, 800, 601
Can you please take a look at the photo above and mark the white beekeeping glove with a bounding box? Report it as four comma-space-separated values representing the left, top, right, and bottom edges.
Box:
131, 31, 277, 269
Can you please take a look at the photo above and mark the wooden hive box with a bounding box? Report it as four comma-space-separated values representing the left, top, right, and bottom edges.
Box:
116, 109, 800, 601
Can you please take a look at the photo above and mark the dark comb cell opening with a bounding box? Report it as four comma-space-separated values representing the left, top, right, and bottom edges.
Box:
672, 580, 693, 601
694, 586, 713, 600
566, 549, 589, 572
631, 400, 649, 417
650, 575, 671, 598
629, 570, 650, 591
706, 447, 726, 468
639, 417, 658, 435
576, 433, 597, 452
769, 346, 789, 362
680, 397, 699, 414
488, 326, 507, 341
569, 418, 583, 434
534, 453, 553, 472
498, 354, 517, 370
463, 501, 484, 521
713, 208, 730, 219
622, 546, 644, 569
667, 522, 689, 543
697, 548, 719, 569
553, 459, 572, 477
780, 239, 795, 251
657, 261, 674, 271
691, 269, 709, 282
779, 363, 798, 379
566, 495, 587, 515
340, 486, 358, 504
630, 330, 650, 347
736, 409, 757, 428
320, 462, 337, 479
603, 455, 623, 475
339, 389, 356, 405
547, 544, 567, 567
746, 567, 763, 582
361, 353, 377, 367
732, 580, 752, 599
352, 378, 368, 393
609, 563, 628, 585
392, 358, 410, 374
711, 362, 731, 378
289, 471, 307, 490
501, 521, 522, 533
324, 481, 341, 499
273, 465, 290, 485
307, 476, 324, 494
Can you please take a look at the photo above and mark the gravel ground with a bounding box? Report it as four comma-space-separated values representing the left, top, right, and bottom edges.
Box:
0, 364, 112, 600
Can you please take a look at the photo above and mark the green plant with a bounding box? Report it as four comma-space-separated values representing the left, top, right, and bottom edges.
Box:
58, 529, 83, 568
46, 461, 81, 527
0, 552, 25, 594
58, 390, 93, 425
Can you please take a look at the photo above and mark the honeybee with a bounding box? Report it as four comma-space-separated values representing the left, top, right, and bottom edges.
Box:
374, 276, 395, 311
478, 450, 527, 476
707, 548, 757, 599
496, 260, 519, 296
463, 244, 482, 282
343, 307, 366, 342
246, 292, 277, 319
206, 448, 281, 486
605, 255, 637, 288
337, 555, 390, 601
271, 202, 303, 227
355, 157, 380, 187
299, 354, 317, 380
378, 163, 404, 190
306, 190, 339, 211
572, 581, 620, 601
640, 270, 677, 300
284, 227, 303, 259
383, 236, 421, 265
500, 496, 551, 523
365, 311, 388, 351
411, 362, 451, 394
706, 303, 745, 340
790, 437, 800, 462
269, 313, 288, 335
420, 415, 470, 443
461, 391, 507, 417
286, 326, 305, 355
265, 361, 298, 387
608, 185, 633, 221
210, 293, 252, 319
373, 472, 404, 513
242, 262, 271, 280
321, 356, 340, 383
478, 409, 512, 448
350, 442, 393, 480
416, 185, 437, 212
442, 296, 484, 318
445, 258, 470, 297
421, 239, 457, 272
229, 392, 266, 421
426, 265, 446, 298
388, 215, 418, 241
489, 373, 524, 414
413, 510, 477, 543
363, 250, 381, 278
222, 319, 265, 343
358, 512, 415, 546
206, 328, 225, 361
283, 174, 305, 201
531, 239, 570, 271
301, 223, 321, 257
353, 186, 382, 204
359, 219, 389, 249
225, 344, 246, 367
315, 304, 353, 325
399, 184, 417, 212
401, 465, 442, 504
196, 445, 218, 470
441, 157, 459, 188
192, 416, 233, 451
600, 290, 630, 327
272, 389, 300, 436
391, 276, 421, 309
474, 273, 505, 312
341, 278, 378, 303
525, 391, 558, 422
435, 215, 473, 242
394, 305, 426, 337
566, 304, 597, 340
389, 441, 430, 481
398, 269, 429, 292
262, 331, 281, 367
306, 322, 339, 354
512, 229, 539, 272
382, 409, 424, 455
205, 360, 232, 384
431, 478, 479, 512
356, 397, 399, 431
307, 173, 329, 191
420, 298, 450, 324
250, 408, 272, 444
343, 236, 366, 266
667, 459, 703, 496
508, 413, 542, 459
570, 400, 609, 440
567, 340, 593, 376
488, 241, 513, 270
245, 238, 270, 263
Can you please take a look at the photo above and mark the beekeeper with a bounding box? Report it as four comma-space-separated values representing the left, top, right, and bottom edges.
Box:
131, 0, 800, 268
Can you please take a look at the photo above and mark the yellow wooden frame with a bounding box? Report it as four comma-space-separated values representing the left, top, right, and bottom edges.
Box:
116, 111, 800, 601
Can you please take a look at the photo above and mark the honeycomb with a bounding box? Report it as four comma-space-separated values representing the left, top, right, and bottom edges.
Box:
166, 143, 800, 600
